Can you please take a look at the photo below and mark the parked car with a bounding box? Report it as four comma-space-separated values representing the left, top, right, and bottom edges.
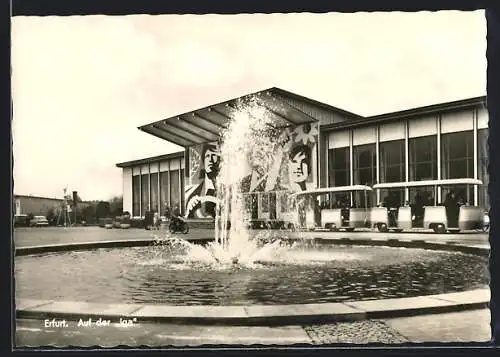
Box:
14, 214, 30, 227
30, 216, 49, 227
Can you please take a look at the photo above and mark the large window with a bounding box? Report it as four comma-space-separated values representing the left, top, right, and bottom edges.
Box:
380, 140, 405, 183
132, 175, 140, 217
150, 173, 159, 212
352, 144, 375, 208
328, 147, 350, 187
478, 128, 489, 209
441, 131, 474, 179
409, 135, 437, 181
141, 174, 149, 214
160, 171, 170, 216
328, 147, 350, 206
440, 131, 474, 206
169, 170, 180, 211
353, 144, 376, 186
180, 169, 185, 215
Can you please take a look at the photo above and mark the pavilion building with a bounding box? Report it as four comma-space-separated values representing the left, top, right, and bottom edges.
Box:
115, 88, 488, 221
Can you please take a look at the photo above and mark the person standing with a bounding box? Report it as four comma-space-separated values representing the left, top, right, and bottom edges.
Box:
444, 191, 460, 228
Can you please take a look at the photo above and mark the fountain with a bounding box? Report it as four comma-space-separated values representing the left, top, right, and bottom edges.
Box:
165, 99, 296, 267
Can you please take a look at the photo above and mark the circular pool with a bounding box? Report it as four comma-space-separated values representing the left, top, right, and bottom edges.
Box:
15, 243, 488, 306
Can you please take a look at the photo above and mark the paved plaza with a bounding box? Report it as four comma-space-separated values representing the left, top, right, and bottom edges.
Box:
13, 226, 490, 249
14, 226, 492, 347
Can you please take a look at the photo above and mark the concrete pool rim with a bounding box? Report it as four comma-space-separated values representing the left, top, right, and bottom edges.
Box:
15, 237, 490, 326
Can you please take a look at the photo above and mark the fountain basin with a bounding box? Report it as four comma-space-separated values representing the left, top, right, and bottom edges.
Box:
16, 287, 489, 326
16, 239, 488, 306
15, 238, 489, 325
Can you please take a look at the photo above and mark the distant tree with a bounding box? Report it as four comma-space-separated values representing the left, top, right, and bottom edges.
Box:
82, 204, 96, 223
109, 196, 123, 217
96, 201, 111, 218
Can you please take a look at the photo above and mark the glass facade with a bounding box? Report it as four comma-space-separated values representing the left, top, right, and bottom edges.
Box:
409, 135, 437, 181
130, 162, 184, 217
325, 117, 488, 210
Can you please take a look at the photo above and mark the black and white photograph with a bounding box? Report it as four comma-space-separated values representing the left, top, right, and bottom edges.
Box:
12, 9, 491, 347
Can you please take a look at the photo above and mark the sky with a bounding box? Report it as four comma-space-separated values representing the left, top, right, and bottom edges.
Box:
11, 11, 486, 201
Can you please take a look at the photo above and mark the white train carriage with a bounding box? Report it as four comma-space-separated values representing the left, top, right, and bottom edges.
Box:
371, 178, 484, 233
287, 185, 373, 231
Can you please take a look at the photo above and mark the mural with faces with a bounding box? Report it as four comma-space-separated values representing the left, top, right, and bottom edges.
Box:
243, 123, 319, 194
185, 142, 221, 218
184, 123, 318, 218
242, 122, 318, 225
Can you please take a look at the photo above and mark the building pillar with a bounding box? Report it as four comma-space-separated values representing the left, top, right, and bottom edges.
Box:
375, 125, 380, 205
157, 161, 161, 214
436, 115, 442, 204
178, 158, 183, 215
473, 109, 479, 206
168, 160, 172, 209
404, 120, 409, 202
349, 129, 354, 204
325, 133, 329, 188
138, 166, 142, 217
148, 164, 151, 213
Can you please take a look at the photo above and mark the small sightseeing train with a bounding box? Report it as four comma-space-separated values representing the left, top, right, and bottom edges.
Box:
242, 178, 488, 234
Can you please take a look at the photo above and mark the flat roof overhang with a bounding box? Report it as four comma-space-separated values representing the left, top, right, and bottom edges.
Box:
321, 96, 487, 132
138, 90, 319, 148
